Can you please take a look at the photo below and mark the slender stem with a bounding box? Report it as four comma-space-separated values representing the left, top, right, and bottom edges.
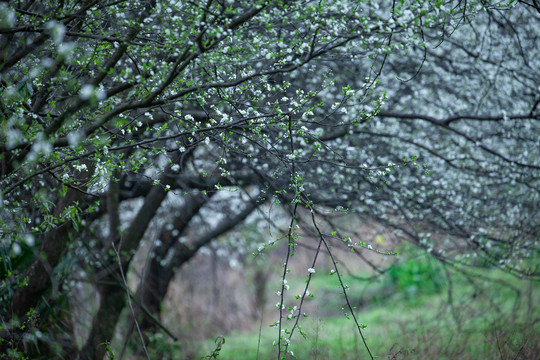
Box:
112, 242, 151, 360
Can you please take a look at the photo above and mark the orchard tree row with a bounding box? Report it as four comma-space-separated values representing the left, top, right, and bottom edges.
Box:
0, 0, 538, 358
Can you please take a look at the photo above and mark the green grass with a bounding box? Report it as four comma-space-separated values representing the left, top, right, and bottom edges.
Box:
147, 253, 540, 360
196, 265, 540, 359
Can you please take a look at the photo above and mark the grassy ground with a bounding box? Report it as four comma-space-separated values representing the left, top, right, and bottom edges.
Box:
199, 295, 539, 359
196, 259, 539, 359
142, 252, 540, 360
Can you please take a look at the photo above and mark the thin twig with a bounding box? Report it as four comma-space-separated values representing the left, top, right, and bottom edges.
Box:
314, 222, 375, 360
111, 241, 151, 360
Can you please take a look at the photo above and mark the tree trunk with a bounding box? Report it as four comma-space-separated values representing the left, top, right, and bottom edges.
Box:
81, 171, 170, 359
81, 276, 127, 360
137, 192, 209, 335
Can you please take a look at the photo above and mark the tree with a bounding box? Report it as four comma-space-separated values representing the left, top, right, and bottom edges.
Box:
0, 0, 538, 359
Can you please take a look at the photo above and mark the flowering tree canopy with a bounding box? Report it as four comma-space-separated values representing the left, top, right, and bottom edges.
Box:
0, 0, 538, 358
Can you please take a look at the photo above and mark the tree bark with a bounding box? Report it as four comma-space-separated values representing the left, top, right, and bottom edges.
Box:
136, 194, 266, 340
81, 169, 171, 359
137, 192, 209, 334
